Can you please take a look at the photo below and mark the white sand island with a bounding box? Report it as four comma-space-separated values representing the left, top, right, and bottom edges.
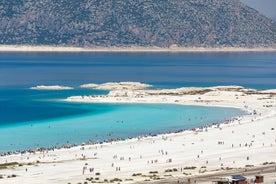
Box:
80, 82, 152, 90
1, 84, 276, 184
30, 85, 73, 90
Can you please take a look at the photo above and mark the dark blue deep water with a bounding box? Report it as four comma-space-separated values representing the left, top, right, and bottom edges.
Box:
1, 52, 276, 88
0, 52, 275, 151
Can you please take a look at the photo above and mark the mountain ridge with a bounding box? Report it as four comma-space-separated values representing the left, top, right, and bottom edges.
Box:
0, 0, 276, 48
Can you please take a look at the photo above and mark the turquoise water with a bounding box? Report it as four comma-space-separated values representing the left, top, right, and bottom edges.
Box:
0, 103, 244, 152
1, 51, 275, 152
0, 87, 245, 152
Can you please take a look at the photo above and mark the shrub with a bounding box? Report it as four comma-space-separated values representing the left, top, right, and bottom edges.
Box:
110, 178, 122, 182
132, 173, 142, 176
125, 178, 133, 181
183, 166, 196, 170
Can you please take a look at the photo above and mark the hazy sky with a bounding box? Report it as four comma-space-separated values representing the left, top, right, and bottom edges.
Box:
240, 0, 276, 19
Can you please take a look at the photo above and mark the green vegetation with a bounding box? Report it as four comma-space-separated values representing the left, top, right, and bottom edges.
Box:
183, 166, 196, 170
263, 161, 276, 165
110, 178, 122, 182
7, 174, 16, 178
0, 162, 19, 169
183, 172, 191, 175
125, 178, 133, 181
0, 0, 275, 47
86, 177, 93, 181
132, 173, 142, 176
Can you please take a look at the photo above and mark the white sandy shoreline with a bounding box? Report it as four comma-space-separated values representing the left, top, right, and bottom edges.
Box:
0, 85, 275, 184
1, 45, 276, 52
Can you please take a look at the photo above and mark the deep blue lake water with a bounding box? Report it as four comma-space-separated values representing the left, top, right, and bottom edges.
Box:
0, 52, 275, 152
1, 52, 276, 88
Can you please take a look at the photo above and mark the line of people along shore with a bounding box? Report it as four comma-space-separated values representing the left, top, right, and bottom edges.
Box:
0, 116, 244, 157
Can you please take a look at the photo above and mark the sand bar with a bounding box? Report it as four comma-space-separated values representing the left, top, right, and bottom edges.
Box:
80, 82, 151, 90
1, 45, 276, 52
30, 85, 73, 90
0, 85, 276, 184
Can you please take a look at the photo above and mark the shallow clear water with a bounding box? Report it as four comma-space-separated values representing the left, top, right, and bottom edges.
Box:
0, 103, 243, 152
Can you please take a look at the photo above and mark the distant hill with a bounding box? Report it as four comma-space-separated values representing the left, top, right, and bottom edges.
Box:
240, 0, 276, 22
0, 0, 276, 47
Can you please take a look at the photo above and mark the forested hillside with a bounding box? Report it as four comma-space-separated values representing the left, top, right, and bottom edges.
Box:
0, 0, 276, 47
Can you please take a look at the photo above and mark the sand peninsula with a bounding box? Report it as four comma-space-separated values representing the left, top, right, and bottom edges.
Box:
1, 45, 276, 52
1, 82, 276, 184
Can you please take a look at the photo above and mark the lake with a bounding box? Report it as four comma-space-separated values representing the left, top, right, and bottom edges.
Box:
0, 51, 275, 152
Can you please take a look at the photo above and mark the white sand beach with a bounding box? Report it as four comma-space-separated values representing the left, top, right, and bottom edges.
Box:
0, 85, 276, 184
1, 45, 276, 52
